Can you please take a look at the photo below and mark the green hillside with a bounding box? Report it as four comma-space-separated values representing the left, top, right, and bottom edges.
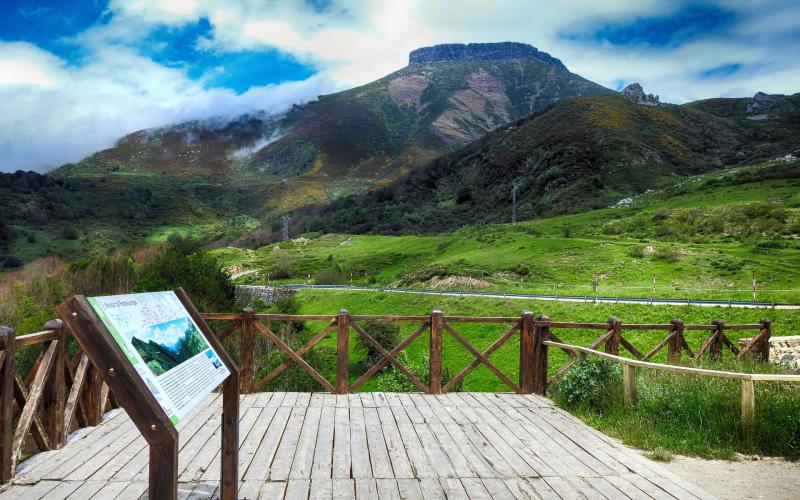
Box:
215, 161, 800, 303
292, 93, 800, 235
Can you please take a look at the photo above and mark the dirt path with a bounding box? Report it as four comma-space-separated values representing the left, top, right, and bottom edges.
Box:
648, 453, 800, 499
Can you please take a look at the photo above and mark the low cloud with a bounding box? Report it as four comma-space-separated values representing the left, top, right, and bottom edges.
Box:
0, 42, 335, 172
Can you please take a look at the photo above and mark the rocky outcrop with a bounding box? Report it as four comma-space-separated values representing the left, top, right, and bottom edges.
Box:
620, 83, 660, 106
408, 42, 567, 70
739, 336, 800, 371
746, 92, 776, 115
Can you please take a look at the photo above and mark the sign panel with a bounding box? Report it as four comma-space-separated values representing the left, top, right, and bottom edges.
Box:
88, 291, 230, 424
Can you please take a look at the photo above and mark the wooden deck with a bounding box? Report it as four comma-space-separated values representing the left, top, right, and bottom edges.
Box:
1, 392, 714, 499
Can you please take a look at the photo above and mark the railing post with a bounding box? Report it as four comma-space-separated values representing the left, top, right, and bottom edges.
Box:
240, 307, 255, 394
82, 363, 103, 426
0, 327, 15, 483
605, 317, 621, 355
741, 379, 755, 447
430, 310, 443, 394
42, 320, 66, 448
336, 309, 350, 394
623, 365, 636, 407
710, 320, 724, 361
519, 311, 534, 393
668, 318, 684, 364
532, 315, 549, 395
758, 319, 771, 362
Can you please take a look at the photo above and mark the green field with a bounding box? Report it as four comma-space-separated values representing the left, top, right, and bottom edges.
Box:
214, 161, 800, 303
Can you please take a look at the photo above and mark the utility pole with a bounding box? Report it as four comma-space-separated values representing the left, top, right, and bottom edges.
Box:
512, 181, 518, 225
281, 215, 290, 242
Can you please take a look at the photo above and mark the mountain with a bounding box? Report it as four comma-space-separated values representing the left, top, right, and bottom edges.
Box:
57, 42, 612, 209
131, 323, 207, 376
2, 42, 618, 265
293, 92, 800, 234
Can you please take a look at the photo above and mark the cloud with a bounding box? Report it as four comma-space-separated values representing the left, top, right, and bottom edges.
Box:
0, 42, 335, 172
1, 0, 799, 172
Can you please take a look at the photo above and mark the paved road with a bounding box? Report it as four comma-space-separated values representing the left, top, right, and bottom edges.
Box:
238, 284, 799, 310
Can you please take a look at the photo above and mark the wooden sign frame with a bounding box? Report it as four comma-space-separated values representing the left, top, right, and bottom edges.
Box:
57, 288, 240, 500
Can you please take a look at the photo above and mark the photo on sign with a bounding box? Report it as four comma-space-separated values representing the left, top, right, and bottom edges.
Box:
126, 316, 210, 376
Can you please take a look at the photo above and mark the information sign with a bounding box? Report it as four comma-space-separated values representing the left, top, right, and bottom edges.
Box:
88, 291, 230, 424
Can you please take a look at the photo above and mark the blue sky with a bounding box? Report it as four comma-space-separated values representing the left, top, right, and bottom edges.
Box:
1, 0, 799, 172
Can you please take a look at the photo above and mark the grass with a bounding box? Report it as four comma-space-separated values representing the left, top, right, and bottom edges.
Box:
214, 161, 800, 303
553, 358, 800, 460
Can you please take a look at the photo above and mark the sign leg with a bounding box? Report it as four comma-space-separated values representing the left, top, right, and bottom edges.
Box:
149, 439, 178, 500
221, 373, 240, 500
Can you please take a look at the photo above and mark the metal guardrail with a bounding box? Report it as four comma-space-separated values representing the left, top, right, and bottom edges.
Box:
237, 284, 799, 309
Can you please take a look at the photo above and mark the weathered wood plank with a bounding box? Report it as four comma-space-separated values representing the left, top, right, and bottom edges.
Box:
331, 406, 351, 479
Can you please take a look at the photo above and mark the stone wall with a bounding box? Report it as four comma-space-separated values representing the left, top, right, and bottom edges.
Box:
236, 285, 296, 306
739, 336, 800, 371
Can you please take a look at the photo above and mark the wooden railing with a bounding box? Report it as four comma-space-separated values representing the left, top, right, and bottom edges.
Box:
199, 310, 773, 397
542, 341, 800, 441
0, 311, 773, 483
0, 321, 116, 483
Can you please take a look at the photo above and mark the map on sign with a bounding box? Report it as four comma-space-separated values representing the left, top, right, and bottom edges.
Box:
88, 291, 230, 424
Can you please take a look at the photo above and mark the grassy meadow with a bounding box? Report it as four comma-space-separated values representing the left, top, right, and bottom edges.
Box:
214, 161, 800, 303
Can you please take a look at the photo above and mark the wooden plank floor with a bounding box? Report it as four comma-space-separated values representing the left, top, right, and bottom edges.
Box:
0, 392, 715, 499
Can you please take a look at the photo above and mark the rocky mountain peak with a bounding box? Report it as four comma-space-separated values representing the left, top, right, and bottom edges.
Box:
747, 91, 775, 115
620, 83, 660, 106
408, 42, 567, 70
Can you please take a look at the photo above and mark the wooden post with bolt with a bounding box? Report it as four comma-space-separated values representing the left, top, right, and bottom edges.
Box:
531, 315, 550, 395
430, 310, 443, 394
668, 319, 684, 364
41, 319, 66, 448
239, 307, 255, 394
0, 327, 14, 483
336, 309, 350, 394
519, 311, 535, 393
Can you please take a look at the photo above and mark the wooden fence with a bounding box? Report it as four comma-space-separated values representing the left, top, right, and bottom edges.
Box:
0, 321, 115, 483
0, 310, 775, 483
200, 310, 773, 396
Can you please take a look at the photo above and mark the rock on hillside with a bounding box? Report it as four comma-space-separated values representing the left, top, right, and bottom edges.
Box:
620, 83, 660, 106
408, 42, 567, 70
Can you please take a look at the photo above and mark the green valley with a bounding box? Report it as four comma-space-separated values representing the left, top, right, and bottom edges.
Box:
214, 160, 800, 303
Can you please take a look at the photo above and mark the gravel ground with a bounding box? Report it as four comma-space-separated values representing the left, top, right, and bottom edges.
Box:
647, 453, 800, 499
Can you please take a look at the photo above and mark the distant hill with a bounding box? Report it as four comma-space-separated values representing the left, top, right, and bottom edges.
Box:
292, 92, 800, 234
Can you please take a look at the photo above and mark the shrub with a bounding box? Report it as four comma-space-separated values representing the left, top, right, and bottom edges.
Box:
654, 246, 682, 262
269, 249, 294, 279
552, 358, 621, 411
561, 225, 572, 238
61, 225, 79, 240
355, 321, 401, 368
628, 245, 645, 258
135, 238, 234, 311
314, 266, 346, 285
2, 256, 21, 268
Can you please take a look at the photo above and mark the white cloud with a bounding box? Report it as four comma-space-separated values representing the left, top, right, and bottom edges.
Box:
0, 42, 335, 172
1, 0, 798, 172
